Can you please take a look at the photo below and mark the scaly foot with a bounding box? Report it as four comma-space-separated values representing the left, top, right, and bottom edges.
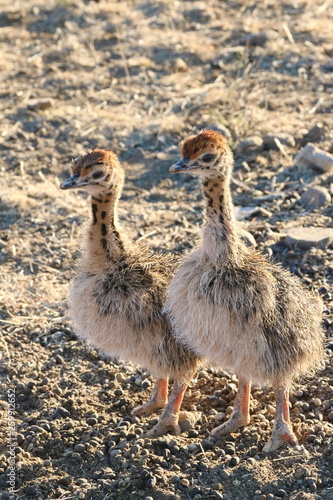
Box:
145, 418, 181, 438
263, 421, 298, 452
211, 411, 250, 438
131, 399, 165, 417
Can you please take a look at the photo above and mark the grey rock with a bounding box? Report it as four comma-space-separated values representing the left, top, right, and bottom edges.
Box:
285, 227, 333, 249
238, 136, 263, 152
301, 124, 326, 146
322, 488, 333, 500
240, 30, 277, 47
263, 133, 295, 150
301, 186, 331, 208
174, 57, 188, 72
295, 143, 333, 172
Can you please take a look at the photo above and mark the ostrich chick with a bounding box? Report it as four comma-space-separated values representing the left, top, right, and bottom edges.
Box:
60, 148, 200, 436
165, 130, 324, 451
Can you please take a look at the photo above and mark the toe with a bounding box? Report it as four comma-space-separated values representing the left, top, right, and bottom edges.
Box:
146, 422, 181, 438
211, 415, 249, 438
131, 401, 164, 417
263, 429, 298, 452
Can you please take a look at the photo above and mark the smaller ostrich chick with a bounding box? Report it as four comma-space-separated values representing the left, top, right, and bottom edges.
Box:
165, 130, 324, 451
60, 148, 200, 436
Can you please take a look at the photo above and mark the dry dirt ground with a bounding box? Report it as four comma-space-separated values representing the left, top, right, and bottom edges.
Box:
0, 0, 333, 499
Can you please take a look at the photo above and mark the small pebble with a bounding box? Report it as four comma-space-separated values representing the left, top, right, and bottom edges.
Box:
306, 478, 317, 492
275, 489, 286, 497
26, 486, 37, 496
229, 456, 240, 467
301, 187, 331, 209
263, 133, 295, 149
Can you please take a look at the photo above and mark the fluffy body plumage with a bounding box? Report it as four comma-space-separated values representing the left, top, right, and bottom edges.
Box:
165, 130, 324, 450
60, 149, 200, 436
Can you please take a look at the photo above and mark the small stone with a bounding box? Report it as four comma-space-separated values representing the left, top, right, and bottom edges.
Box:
17, 433, 25, 445
307, 434, 316, 443
306, 478, 317, 492
313, 398, 322, 407
301, 124, 326, 146
225, 444, 235, 455
240, 31, 276, 46
116, 373, 126, 383
26, 486, 37, 496
109, 449, 121, 458
214, 412, 225, 421
174, 58, 188, 72
229, 456, 240, 467
87, 417, 98, 425
74, 443, 85, 452
263, 133, 295, 150
238, 136, 263, 152
190, 487, 202, 498
55, 407, 70, 418
170, 475, 180, 484
327, 411, 333, 422
146, 476, 156, 488
295, 143, 333, 172
285, 227, 333, 249
275, 489, 286, 497
301, 186, 331, 209
188, 443, 197, 453
266, 495, 275, 500
27, 97, 54, 111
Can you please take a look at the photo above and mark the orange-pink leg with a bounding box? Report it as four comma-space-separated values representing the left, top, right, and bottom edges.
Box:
131, 378, 168, 417
211, 377, 251, 438
263, 387, 298, 452
146, 378, 190, 437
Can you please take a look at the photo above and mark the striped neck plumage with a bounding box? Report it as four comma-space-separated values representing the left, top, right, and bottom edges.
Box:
200, 170, 240, 261
88, 186, 125, 260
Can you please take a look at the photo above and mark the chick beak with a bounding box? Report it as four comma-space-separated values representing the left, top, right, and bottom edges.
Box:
60, 173, 80, 190
169, 158, 190, 173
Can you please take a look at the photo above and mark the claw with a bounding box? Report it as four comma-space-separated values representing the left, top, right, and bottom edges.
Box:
211, 412, 250, 438
263, 422, 298, 452
131, 400, 165, 417
145, 420, 181, 438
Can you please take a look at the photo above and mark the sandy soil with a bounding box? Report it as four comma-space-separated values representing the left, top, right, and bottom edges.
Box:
0, 0, 333, 499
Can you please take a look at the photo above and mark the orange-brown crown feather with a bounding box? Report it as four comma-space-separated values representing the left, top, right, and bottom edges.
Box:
71, 149, 119, 176
181, 130, 229, 159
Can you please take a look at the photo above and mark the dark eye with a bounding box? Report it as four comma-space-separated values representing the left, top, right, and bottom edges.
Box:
92, 170, 104, 179
202, 153, 215, 163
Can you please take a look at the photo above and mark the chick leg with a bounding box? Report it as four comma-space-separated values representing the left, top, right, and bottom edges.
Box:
211, 377, 251, 438
146, 377, 191, 437
131, 378, 168, 417
263, 387, 298, 452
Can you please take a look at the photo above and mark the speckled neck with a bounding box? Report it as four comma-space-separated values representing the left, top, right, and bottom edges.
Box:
87, 186, 125, 262
201, 171, 240, 261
